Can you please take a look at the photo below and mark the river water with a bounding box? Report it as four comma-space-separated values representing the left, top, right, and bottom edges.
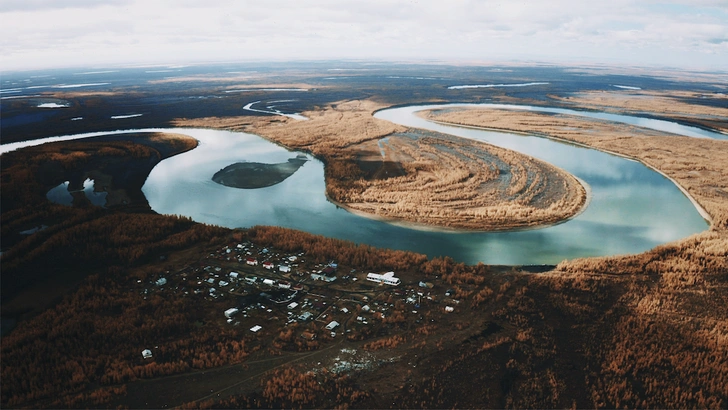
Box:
2, 104, 712, 265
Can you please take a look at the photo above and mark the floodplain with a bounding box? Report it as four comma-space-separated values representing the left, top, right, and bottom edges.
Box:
1, 62, 727, 409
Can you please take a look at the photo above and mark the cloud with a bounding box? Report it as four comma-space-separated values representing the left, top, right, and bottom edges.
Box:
0, 0, 131, 12
0, 0, 726, 71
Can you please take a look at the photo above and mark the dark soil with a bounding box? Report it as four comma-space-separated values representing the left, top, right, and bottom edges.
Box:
212, 156, 308, 189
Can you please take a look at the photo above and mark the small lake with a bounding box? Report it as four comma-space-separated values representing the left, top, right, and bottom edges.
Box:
2, 104, 712, 265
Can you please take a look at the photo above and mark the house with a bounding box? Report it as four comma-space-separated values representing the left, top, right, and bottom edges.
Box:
361, 305, 371, 312
291, 283, 304, 291
301, 331, 316, 340
287, 302, 299, 310
219, 280, 229, 287
279, 265, 291, 273
263, 278, 275, 286
366, 271, 401, 286
229, 272, 239, 279
244, 275, 257, 284
325, 320, 340, 330
224, 308, 239, 318
311, 271, 336, 282
250, 325, 262, 333
155, 278, 167, 286
278, 281, 291, 289
288, 255, 298, 262
298, 311, 313, 321
445, 306, 454, 313
262, 261, 275, 270
246, 258, 258, 266
142, 349, 153, 359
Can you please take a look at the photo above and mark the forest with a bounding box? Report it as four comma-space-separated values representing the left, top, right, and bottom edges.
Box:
1, 92, 727, 408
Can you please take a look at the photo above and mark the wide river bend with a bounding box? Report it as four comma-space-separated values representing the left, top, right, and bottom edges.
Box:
1, 104, 713, 265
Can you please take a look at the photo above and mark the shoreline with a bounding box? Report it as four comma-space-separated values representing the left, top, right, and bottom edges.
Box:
424, 115, 714, 227
324, 177, 591, 234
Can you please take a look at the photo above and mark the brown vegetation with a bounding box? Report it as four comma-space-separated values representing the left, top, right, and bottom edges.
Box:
3, 78, 728, 409
551, 90, 728, 132
422, 107, 728, 229
173, 100, 586, 230
417, 104, 728, 409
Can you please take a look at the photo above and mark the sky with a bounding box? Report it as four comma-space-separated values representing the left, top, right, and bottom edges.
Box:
1, 0, 727, 72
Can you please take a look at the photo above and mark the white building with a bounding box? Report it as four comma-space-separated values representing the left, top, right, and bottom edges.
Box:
250, 325, 262, 333
279, 265, 291, 273
325, 320, 340, 330
142, 349, 153, 359
366, 271, 401, 286
229, 272, 239, 279
225, 308, 239, 318
155, 278, 167, 286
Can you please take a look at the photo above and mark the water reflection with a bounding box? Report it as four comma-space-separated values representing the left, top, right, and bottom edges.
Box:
46, 178, 107, 207
46, 181, 73, 206
142, 119, 707, 265
212, 155, 309, 189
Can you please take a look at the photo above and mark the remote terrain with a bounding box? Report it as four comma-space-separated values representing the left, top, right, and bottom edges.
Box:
1, 63, 727, 409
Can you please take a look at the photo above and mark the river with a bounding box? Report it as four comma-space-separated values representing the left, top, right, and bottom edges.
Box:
1, 104, 713, 265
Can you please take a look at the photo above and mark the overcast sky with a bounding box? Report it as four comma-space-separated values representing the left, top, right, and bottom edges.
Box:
1, 0, 726, 72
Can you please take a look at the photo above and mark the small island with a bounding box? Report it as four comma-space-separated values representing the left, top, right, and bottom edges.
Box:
212, 155, 308, 189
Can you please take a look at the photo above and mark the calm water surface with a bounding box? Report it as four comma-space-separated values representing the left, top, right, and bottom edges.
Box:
2, 104, 712, 265
139, 101, 708, 264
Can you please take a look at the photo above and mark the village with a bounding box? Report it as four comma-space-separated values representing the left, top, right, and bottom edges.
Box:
138, 239, 467, 363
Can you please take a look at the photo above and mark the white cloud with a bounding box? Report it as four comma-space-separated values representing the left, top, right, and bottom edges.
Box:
0, 0, 726, 71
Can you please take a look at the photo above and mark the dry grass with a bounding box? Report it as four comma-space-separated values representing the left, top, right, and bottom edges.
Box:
550, 90, 728, 132
173, 100, 586, 230
335, 133, 585, 230
423, 103, 728, 407
422, 107, 728, 229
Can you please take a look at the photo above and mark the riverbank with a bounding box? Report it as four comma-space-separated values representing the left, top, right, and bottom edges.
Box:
421, 107, 728, 230
172, 100, 588, 231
